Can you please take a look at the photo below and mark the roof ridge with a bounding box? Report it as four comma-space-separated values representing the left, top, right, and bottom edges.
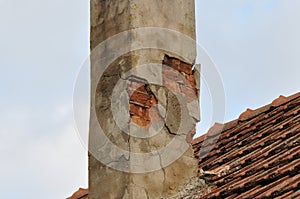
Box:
193, 92, 300, 144
67, 188, 88, 199
239, 92, 300, 122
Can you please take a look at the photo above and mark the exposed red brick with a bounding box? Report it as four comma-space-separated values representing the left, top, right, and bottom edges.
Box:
180, 62, 193, 75
162, 55, 197, 101
128, 80, 161, 127
170, 59, 181, 71
184, 74, 196, 88
129, 103, 144, 118
130, 91, 150, 106
143, 108, 151, 121
129, 55, 198, 128
163, 55, 194, 75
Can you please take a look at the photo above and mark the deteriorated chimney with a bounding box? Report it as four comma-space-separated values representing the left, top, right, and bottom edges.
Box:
89, 0, 200, 198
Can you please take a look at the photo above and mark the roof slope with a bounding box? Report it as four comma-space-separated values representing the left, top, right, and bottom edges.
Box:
193, 92, 300, 199
67, 188, 88, 199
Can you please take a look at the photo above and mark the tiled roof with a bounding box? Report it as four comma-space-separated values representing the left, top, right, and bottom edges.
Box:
192, 92, 300, 199
67, 188, 88, 199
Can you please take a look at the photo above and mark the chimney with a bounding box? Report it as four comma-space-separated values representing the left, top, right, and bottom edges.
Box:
89, 0, 200, 198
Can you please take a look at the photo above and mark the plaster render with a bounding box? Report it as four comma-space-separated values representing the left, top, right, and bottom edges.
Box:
89, 1, 199, 198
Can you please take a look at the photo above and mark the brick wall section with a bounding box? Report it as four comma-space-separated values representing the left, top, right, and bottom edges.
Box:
128, 55, 198, 143
162, 55, 198, 103
128, 77, 163, 127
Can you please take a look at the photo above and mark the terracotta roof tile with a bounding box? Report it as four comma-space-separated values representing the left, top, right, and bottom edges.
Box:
193, 92, 300, 198
67, 188, 88, 199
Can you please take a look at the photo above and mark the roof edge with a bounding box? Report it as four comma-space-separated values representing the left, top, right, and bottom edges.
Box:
193, 92, 300, 145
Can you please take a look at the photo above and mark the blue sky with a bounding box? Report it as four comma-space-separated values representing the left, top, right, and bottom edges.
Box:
0, 0, 299, 198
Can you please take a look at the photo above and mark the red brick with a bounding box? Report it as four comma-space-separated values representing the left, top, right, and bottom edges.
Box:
143, 108, 151, 120
130, 91, 150, 106
163, 55, 194, 75
129, 103, 144, 117
169, 59, 181, 71
180, 62, 193, 75
184, 74, 196, 88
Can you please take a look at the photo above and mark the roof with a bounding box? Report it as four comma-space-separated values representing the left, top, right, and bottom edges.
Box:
67, 188, 88, 199
192, 92, 300, 199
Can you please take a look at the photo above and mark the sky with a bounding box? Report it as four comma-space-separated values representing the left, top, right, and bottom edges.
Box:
0, 0, 299, 198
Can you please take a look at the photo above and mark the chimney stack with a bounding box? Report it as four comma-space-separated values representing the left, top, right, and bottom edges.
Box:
89, 1, 200, 198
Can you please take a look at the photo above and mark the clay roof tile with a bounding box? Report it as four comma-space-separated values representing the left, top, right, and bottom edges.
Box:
192, 92, 300, 199
67, 188, 88, 199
